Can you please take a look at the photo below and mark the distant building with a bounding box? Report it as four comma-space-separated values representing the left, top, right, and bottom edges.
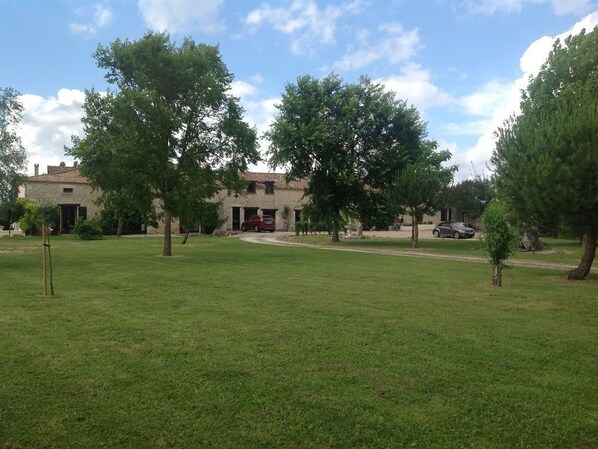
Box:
19, 165, 307, 234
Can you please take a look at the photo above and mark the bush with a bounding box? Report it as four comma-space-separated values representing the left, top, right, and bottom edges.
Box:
73, 219, 103, 240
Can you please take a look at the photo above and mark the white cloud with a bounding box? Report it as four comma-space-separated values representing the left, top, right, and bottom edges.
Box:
375, 63, 452, 112
230, 80, 259, 98
138, 0, 225, 34
69, 4, 113, 36
460, 80, 518, 117
458, 0, 595, 15
450, 11, 598, 179
440, 120, 493, 136
245, 0, 364, 55
332, 22, 421, 71
550, 0, 594, 15
18, 90, 85, 175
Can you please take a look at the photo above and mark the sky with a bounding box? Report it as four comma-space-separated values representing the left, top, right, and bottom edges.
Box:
1, 0, 597, 181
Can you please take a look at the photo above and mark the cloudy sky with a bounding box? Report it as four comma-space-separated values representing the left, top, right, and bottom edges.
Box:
1, 0, 597, 180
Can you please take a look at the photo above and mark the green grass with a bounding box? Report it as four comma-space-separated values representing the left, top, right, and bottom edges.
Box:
1, 235, 597, 448
291, 234, 588, 266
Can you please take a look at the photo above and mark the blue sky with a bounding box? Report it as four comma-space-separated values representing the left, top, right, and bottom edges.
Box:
1, 0, 597, 180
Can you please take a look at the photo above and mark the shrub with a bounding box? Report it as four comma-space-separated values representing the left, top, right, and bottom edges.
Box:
73, 219, 103, 240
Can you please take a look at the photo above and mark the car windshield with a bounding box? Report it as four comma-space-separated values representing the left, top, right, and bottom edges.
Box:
452, 222, 467, 229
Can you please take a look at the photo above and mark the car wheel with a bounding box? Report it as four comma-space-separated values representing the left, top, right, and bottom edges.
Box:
254, 225, 260, 232
453, 231, 460, 239
241, 225, 246, 232
433, 230, 440, 238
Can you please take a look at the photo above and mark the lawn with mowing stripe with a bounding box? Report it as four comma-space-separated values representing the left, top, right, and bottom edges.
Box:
1, 235, 596, 448
291, 234, 590, 267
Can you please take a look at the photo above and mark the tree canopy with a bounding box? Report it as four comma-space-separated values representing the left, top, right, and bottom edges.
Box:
388, 145, 456, 247
267, 74, 431, 242
447, 175, 494, 224
0, 87, 27, 204
492, 26, 598, 279
67, 32, 259, 255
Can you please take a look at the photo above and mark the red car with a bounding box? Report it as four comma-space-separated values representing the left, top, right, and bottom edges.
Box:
241, 215, 275, 232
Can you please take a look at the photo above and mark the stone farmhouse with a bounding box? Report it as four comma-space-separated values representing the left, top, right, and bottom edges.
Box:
18, 164, 460, 235
18, 165, 308, 234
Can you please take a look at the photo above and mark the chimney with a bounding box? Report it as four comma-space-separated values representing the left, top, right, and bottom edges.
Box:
34, 164, 39, 176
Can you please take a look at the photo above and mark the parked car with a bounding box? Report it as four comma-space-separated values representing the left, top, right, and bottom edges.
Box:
241, 215, 275, 232
432, 221, 475, 239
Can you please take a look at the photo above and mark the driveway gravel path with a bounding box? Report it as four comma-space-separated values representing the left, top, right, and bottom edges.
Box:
239, 229, 596, 274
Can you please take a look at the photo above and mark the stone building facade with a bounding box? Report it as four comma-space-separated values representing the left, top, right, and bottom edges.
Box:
20, 166, 307, 234
217, 172, 307, 232
18, 165, 101, 234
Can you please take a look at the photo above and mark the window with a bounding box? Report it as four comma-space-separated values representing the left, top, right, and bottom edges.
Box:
63, 187, 73, 194
247, 181, 256, 194
265, 181, 274, 194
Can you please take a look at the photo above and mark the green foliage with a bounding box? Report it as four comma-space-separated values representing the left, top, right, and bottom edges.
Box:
36, 201, 60, 228
196, 202, 224, 235
493, 26, 598, 279
268, 74, 431, 242
0, 87, 27, 202
482, 200, 519, 267
0, 198, 25, 230
447, 175, 495, 223
67, 32, 259, 255
73, 219, 104, 240
388, 145, 456, 246
17, 198, 40, 235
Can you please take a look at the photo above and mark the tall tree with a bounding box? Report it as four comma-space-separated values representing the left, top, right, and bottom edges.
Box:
447, 175, 494, 224
493, 26, 598, 279
267, 74, 430, 242
0, 87, 27, 203
388, 146, 456, 248
68, 32, 259, 256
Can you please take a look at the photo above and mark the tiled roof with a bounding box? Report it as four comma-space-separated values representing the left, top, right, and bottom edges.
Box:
27, 167, 89, 184
240, 172, 307, 189
26, 167, 307, 190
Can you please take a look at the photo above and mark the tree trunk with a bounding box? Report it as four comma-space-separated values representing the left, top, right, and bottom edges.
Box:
116, 216, 124, 237
42, 224, 48, 296
411, 214, 419, 249
163, 211, 172, 256
48, 232, 54, 296
567, 233, 596, 280
521, 227, 542, 252
492, 263, 502, 286
356, 221, 363, 237
181, 232, 189, 245
331, 218, 340, 243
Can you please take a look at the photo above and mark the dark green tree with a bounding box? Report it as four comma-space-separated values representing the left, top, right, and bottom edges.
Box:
268, 74, 430, 242
0, 87, 27, 203
68, 32, 259, 256
493, 26, 598, 279
388, 146, 456, 248
0, 198, 25, 236
447, 175, 494, 225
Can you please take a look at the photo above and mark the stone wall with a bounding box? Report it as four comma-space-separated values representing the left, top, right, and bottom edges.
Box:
20, 181, 101, 219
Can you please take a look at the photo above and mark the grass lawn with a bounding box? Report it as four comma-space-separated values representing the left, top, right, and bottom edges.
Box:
290, 234, 589, 267
1, 235, 596, 448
